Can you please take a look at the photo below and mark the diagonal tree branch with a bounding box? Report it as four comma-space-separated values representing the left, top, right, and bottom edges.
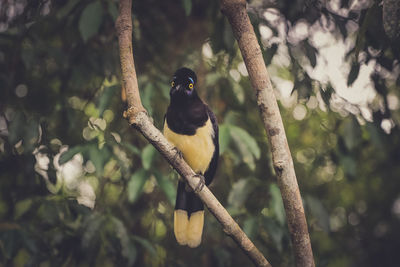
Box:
116, 0, 270, 266
220, 0, 315, 266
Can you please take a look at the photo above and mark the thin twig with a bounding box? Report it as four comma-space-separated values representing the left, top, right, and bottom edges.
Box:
115, 0, 271, 266
220, 0, 315, 266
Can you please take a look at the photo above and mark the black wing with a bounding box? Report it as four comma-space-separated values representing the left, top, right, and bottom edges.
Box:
204, 105, 219, 185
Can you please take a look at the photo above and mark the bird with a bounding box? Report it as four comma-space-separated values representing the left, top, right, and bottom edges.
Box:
163, 67, 219, 248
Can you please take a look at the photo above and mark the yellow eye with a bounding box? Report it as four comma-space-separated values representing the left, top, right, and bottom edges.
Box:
171, 81, 175, 87
189, 83, 193, 89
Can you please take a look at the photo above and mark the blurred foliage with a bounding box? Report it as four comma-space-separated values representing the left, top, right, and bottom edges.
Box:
0, 0, 400, 266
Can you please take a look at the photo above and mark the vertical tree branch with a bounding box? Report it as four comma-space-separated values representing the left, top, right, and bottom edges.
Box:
116, 0, 270, 266
220, 0, 315, 266
116, 0, 145, 124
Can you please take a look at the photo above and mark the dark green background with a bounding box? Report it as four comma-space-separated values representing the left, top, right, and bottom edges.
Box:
0, 0, 399, 266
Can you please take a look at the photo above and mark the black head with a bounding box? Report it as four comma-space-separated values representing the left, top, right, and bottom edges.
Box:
169, 67, 198, 100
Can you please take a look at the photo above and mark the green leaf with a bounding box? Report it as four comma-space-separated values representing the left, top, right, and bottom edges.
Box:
205, 73, 222, 87
79, 1, 104, 42
231, 138, 255, 170
231, 81, 244, 104
132, 236, 157, 257
88, 144, 111, 174
181, 0, 192, 16
223, 111, 240, 125
20, 231, 37, 254
37, 201, 60, 225
263, 217, 284, 252
7, 112, 39, 152
57, 0, 80, 19
24, 120, 40, 152
7, 112, 25, 146
219, 124, 231, 155
229, 125, 261, 170
59, 146, 82, 165
127, 169, 148, 203
227, 178, 257, 209
154, 80, 170, 100
112, 217, 137, 266
243, 216, 258, 240
343, 117, 361, 150
141, 83, 154, 116
341, 156, 357, 177
14, 199, 33, 219
365, 122, 383, 147
223, 21, 235, 53
276, 66, 293, 81
82, 213, 104, 249
107, 0, 119, 21
0, 230, 21, 259
122, 142, 141, 156
347, 61, 360, 86
141, 144, 157, 170
154, 171, 176, 205
98, 85, 117, 117
269, 184, 285, 226
305, 195, 330, 232
230, 125, 260, 159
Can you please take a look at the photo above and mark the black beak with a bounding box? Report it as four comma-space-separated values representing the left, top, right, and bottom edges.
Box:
175, 84, 183, 91
170, 84, 183, 95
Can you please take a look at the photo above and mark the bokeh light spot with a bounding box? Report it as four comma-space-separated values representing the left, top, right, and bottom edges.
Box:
15, 84, 28, 97
293, 105, 307, 120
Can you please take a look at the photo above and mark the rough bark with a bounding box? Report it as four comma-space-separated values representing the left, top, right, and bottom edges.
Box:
220, 0, 315, 266
116, 0, 271, 266
115, 0, 145, 124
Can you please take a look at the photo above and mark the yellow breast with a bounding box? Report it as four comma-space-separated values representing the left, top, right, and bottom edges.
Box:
164, 119, 215, 174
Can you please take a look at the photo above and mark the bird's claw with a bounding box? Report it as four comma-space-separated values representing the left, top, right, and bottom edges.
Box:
172, 147, 183, 164
193, 174, 205, 193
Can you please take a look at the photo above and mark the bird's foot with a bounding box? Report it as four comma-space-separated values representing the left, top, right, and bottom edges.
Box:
193, 174, 205, 193
172, 147, 183, 164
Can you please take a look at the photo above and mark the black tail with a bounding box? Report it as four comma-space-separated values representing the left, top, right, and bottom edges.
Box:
175, 181, 204, 214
